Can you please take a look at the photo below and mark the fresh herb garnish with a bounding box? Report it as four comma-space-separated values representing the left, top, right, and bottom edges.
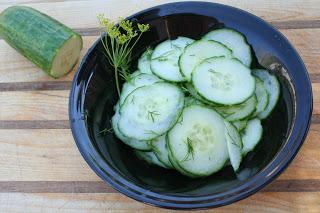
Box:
144, 130, 161, 137
180, 85, 189, 93
130, 95, 135, 104
208, 68, 218, 74
81, 110, 89, 122
145, 47, 153, 60
176, 115, 184, 125
99, 127, 114, 136
181, 137, 195, 162
152, 50, 175, 61
98, 15, 150, 97
171, 43, 182, 50
147, 110, 160, 122
225, 123, 242, 149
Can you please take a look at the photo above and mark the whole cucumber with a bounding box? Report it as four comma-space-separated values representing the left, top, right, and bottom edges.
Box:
0, 6, 83, 78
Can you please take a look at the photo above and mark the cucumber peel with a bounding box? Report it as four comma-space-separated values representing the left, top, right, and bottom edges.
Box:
0, 6, 82, 78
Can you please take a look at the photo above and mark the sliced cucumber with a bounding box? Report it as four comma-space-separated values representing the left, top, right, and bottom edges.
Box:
252, 77, 269, 117
241, 118, 263, 155
118, 82, 184, 140
192, 57, 255, 105
168, 148, 199, 178
232, 120, 248, 132
111, 103, 151, 150
179, 40, 232, 81
214, 95, 257, 121
185, 83, 216, 106
151, 134, 173, 168
151, 37, 194, 82
253, 69, 280, 119
224, 121, 242, 172
138, 48, 153, 74
168, 105, 229, 177
203, 28, 252, 67
119, 73, 161, 105
134, 150, 168, 169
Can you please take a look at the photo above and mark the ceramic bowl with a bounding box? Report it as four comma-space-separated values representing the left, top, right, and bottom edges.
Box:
69, 2, 313, 209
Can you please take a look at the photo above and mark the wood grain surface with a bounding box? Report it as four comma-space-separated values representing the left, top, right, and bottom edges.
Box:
0, 0, 319, 212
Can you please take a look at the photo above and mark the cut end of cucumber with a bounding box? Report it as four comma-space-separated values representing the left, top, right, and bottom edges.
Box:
50, 35, 82, 78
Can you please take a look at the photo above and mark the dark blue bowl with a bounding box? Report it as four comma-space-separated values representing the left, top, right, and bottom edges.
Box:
69, 2, 313, 209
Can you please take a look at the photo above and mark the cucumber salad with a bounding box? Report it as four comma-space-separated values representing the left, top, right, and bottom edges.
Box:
111, 28, 280, 178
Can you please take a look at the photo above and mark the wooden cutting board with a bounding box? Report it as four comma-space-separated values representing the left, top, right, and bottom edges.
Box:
0, 0, 319, 212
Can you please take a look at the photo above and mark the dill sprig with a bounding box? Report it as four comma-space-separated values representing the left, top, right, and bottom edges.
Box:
147, 110, 160, 122
180, 85, 189, 93
152, 50, 175, 61
81, 110, 89, 122
144, 130, 161, 137
144, 47, 153, 60
99, 127, 114, 136
98, 14, 150, 97
226, 130, 242, 149
176, 115, 184, 125
181, 137, 195, 162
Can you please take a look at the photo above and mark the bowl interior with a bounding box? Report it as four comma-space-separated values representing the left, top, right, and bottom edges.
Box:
78, 12, 295, 196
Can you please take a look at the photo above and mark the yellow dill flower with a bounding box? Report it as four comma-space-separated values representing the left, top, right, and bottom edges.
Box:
137, 23, 150, 33
117, 34, 129, 44
98, 14, 150, 97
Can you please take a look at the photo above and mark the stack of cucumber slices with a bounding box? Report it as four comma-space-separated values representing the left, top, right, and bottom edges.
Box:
111, 28, 280, 178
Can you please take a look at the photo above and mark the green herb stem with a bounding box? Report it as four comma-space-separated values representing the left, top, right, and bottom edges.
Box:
98, 15, 150, 97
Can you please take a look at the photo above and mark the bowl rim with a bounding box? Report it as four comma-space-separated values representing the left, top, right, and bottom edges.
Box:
69, 1, 313, 209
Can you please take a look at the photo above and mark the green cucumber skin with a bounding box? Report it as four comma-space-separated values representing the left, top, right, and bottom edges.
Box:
0, 6, 83, 78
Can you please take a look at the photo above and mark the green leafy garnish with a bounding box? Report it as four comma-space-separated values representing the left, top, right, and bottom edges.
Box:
130, 95, 135, 104
98, 14, 150, 97
180, 85, 189, 93
81, 110, 89, 122
176, 115, 184, 125
144, 47, 153, 60
147, 110, 160, 122
144, 130, 161, 137
181, 137, 195, 162
225, 123, 243, 149
99, 127, 114, 136
152, 50, 175, 61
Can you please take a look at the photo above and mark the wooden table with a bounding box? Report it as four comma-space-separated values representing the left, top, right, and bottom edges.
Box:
0, 0, 319, 212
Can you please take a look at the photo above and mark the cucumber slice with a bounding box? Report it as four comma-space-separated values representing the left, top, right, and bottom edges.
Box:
111, 103, 151, 150
151, 134, 173, 168
134, 150, 168, 169
168, 105, 229, 177
118, 82, 184, 140
0, 6, 82, 78
185, 83, 217, 106
119, 73, 162, 105
192, 57, 255, 105
179, 40, 232, 81
241, 118, 263, 155
214, 95, 257, 121
253, 69, 280, 119
151, 37, 194, 82
168, 148, 199, 178
224, 121, 242, 172
232, 120, 248, 132
203, 28, 252, 67
138, 48, 153, 74
252, 77, 269, 117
